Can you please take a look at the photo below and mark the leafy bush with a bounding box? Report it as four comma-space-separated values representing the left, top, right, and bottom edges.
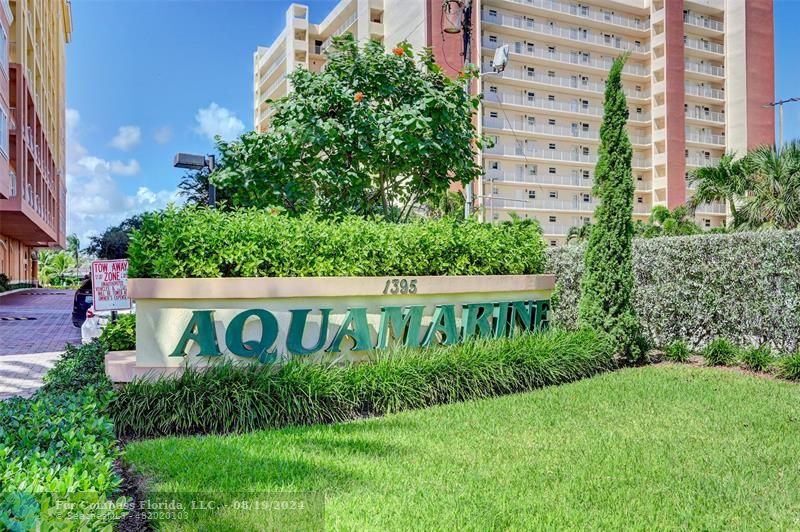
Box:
775, 353, 800, 381
664, 340, 692, 363
100, 314, 136, 351
128, 206, 547, 278
0, 273, 9, 292
548, 230, 800, 352
41, 341, 110, 394
110, 329, 614, 438
740, 346, 774, 373
702, 339, 739, 367
0, 389, 124, 529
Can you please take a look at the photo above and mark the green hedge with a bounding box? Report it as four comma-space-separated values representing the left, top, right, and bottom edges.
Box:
0, 343, 124, 529
128, 206, 546, 278
548, 230, 800, 352
99, 314, 136, 351
110, 329, 614, 438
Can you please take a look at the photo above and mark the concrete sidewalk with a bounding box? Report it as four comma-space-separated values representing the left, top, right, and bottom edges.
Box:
0, 351, 61, 400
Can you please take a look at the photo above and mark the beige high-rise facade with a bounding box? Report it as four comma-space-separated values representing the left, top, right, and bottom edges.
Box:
254, 0, 774, 245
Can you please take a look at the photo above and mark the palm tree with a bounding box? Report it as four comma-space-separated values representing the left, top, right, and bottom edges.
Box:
735, 142, 800, 230
66, 233, 81, 270
638, 205, 701, 238
687, 152, 750, 223
566, 223, 592, 244
38, 251, 74, 287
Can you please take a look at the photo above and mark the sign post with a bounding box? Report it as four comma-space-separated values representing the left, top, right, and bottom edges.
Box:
91, 259, 131, 316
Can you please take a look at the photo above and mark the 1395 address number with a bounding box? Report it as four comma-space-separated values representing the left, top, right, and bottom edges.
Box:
382, 278, 418, 295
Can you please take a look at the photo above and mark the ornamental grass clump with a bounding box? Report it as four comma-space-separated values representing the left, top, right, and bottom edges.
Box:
110, 329, 615, 439
702, 339, 739, 367
775, 353, 800, 381
739, 346, 775, 373
664, 340, 692, 363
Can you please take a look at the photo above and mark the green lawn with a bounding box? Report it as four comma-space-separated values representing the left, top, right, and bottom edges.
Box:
124, 366, 800, 530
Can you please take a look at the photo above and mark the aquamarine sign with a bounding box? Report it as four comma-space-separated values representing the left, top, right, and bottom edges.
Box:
170, 299, 550, 363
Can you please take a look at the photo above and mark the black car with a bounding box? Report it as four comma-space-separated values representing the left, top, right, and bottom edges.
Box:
72, 278, 93, 327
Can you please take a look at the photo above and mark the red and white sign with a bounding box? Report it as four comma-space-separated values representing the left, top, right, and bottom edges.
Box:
91, 259, 131, 311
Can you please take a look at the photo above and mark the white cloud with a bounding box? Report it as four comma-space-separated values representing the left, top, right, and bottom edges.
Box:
194, 102, 245, 142
65, 108, 181, 243
153, 125, 173, 144
109, 125, 141, 151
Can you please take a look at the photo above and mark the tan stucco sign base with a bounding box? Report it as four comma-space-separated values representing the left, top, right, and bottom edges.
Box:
106, 275, 554, 383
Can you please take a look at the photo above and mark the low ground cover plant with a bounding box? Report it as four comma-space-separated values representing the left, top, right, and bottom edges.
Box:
702, 339, 739, 367
0, 343, 124, 529
128, 206, 547, 278
99, 313, 136, 351
111, 329, 615, 438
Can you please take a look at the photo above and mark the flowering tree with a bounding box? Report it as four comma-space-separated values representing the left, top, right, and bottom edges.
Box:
213, 35, 486, 221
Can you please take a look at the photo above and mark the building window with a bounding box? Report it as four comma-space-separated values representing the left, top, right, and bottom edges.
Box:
489, 35, 497, 43
548, 143, 556, 150
489, 111, 498, 118
528, 190, 536, 199
548, 119, 556, 125
527, 42, 535, 53
582, 193, 591, 202
0, 25, 7, 73
490, 161, 499, 170
704, 219, 711, 228
548, 167, 556, 174
549, 216, 557, 222
547, 46, 556, 54
547, 70, 556, 78
0, 107, 7, 157
528, 165, 537, 175
549, 191, 558, 198
492, 187, 499, 194
582, 170, 590, 179
488, 9, 497, 16
489, 86, 497, 93
527, 66, 535, 77
527, 91, 535, 102
548, 94, 556, 102
550, 240, 557, 247
637, 196, 643, 203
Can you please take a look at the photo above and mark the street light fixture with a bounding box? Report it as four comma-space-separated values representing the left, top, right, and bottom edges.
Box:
763, 97, 800, 152
173, 152, 217, 208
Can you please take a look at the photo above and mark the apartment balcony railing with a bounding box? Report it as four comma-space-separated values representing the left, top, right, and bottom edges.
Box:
684, 37, 724, 55
502, 0, 650, 31
486, 170, 592, 187
683, 13, 724, 32
491, 64, 651, 99
483, 39, 649, 76
685, 130, 725, 145
482, 12, 650, 54
264, 75, 287, 98
485, 143, 598, 163
686, 156, 721, 167
685, 109, 725, 123
486, 197, 601, 212
321, 11, 358, 52
685, 60, 724, 77
483, 92, 652, 122
685, 83, 724, 100
538, 223, 573, 235
259, 57, 286, 88
483, 116, 598, 139
695, 202, 727, 214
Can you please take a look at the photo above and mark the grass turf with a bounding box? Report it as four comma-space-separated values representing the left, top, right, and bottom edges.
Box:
124, 365, 800, 530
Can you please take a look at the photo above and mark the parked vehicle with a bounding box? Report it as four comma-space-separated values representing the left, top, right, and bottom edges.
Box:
72, 277, 92, 327
81, 303, 135, 345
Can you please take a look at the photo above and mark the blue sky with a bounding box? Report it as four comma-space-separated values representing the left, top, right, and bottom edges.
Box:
66, 0, 799, 241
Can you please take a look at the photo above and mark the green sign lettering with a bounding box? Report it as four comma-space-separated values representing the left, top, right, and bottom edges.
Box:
225, 309, 279, 364
376, 305, 425, 348
422, 304, 459, 346
169, 310, 222, 357
286, 308, 332, 356
461, 303, 494, 339
326, 307, 373, 353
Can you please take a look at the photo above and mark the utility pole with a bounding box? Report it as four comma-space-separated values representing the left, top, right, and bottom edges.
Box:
461, 0, 474, 219
764, 97, 800, 152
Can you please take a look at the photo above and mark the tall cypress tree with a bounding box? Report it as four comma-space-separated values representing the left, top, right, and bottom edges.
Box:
577, 54, 641, 362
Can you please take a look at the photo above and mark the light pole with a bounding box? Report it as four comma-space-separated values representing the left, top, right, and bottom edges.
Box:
764, 97, 800, 152
174, 152, 217, 208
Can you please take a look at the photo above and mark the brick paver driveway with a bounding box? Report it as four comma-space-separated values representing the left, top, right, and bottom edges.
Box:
0, 289, 82, 399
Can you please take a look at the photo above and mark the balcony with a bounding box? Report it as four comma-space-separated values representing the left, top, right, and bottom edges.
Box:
483, 116, 599, 140
683, 13, 724, 32
685, 83, 724, 100
486, 170, 592, 187
500, 0, 650, 31
492, 64, 650, 99
685, 60, 724, 78
686, 156, 721, 168
321, 11, 357, 52
486, 197, 600, 213
539, 223, 573, 235
685, 109, 725, 123
685, 129, 725, 146
695, 201, 727, 214
482, 12, 649, 55
684, 37, 723, 55
484, 39, 649, 77
485, 143, 597, 164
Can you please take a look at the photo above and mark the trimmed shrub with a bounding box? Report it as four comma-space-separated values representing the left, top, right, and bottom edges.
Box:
775, 353, 800, 381
110, 329, 615, 438
0, 273, 9, 292
128, 206, 547, 278
740, 346, 774, 373
664, 340, 692, 363
41, 341, 110, 394
548, 230, 800, 352
100, 314, 136, 351
702, 339, 739, 367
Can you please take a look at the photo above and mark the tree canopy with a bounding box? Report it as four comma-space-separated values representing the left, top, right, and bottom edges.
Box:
85, 214, 144, 259
213, 35, 485, 222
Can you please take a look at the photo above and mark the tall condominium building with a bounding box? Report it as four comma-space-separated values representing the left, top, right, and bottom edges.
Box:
0, 0, 71, 282
254, 0, 774, 245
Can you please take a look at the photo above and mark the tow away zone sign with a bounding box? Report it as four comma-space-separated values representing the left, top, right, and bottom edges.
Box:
91, 259, 131, 311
